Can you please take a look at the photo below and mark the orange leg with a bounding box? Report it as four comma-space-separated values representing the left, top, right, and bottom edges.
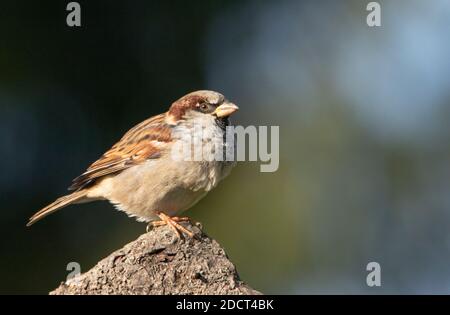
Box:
147, 212, 194, 238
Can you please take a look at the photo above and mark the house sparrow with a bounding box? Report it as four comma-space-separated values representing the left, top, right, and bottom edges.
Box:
27, 90, 239, 237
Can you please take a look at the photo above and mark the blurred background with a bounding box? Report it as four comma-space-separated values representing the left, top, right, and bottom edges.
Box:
1, 0, 450, 294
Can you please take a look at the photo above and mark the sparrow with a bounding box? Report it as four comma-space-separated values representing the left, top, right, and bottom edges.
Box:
27, 90, 239, 238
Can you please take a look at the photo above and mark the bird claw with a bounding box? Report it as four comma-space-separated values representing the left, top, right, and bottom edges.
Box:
147, 213, 195, 238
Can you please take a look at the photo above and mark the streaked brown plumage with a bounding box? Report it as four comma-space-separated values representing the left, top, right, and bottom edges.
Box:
69, 114, 169, 191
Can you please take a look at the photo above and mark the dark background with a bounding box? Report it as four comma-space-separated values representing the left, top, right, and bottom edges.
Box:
2, 0, 450, 294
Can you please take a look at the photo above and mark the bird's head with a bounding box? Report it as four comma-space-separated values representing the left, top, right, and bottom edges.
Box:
167, 90, 239, 127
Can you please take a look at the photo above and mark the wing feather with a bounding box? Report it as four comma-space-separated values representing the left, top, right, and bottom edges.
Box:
69, 113, 172, 191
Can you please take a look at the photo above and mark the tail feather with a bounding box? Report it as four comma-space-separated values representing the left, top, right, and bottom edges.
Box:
27, 190, 88, 226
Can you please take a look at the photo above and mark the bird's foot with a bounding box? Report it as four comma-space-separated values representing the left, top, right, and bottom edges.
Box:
147, 212, 194, 238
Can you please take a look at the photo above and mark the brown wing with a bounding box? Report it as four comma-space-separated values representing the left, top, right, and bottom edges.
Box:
69, 113, 172, 191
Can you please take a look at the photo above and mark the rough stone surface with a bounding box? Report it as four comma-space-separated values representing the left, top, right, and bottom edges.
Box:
50, 223, 261, 295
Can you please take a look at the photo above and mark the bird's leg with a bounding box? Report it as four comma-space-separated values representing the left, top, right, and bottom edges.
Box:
150, 216, 190, 226
147, 212, 194, 238
171, 216, 191, 222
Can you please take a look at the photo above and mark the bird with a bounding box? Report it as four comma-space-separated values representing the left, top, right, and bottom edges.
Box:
27, 90, 239, 238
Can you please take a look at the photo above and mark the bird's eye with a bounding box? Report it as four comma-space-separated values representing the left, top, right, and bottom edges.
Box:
199, 103, 209, 111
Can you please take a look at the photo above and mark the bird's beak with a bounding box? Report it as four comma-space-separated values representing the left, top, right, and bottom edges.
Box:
213, 103, 239, 118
